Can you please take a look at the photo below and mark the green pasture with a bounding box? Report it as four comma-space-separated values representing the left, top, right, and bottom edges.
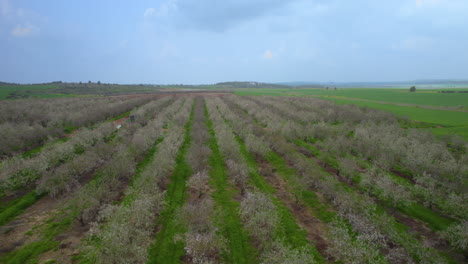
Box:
235, 88, 468, 108
321, 97, 468, 138
234, 88, 468, 138
0, 85, 60, 99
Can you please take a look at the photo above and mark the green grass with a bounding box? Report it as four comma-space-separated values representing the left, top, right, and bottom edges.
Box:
204, 102, 256, 264
0, 214, 73, 264
0, 192, 44, 227
236, 136, 325, 262
297, 139, 457, 232
234, 88, 468, 139
264, 151, 336, 223
108, 110, 131, 122
121, 137, 164, 206
292, 150, 456, 263
327, 97, 468, 127
398, 203, 455, 231
0, 85, 73, 100
234, 88, 468, 107
146, 102, 195, 264
21, 138, 69, 159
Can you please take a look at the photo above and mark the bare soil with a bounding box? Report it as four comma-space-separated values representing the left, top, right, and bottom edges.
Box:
37, 225, 88, 264
112, 116, 129, 127
0, 196, 59, 254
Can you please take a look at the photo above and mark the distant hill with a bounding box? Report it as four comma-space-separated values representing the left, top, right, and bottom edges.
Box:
214, 81, 290, 89
276, 82, 324, 88
0, 81, 19, 86
278, 79, 468, 88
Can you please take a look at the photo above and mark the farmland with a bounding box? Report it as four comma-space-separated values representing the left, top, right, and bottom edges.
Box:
235, 88, 468, 138
0, 93, 466, 264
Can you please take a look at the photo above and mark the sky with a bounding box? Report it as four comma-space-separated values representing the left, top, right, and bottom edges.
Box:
1, 0, 467, 84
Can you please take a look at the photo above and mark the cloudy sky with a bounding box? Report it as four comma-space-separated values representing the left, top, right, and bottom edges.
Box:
1, 0, 467, 84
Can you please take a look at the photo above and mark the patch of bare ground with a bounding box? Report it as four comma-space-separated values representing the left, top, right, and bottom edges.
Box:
257, 158, 333, 262
37, 225, 88, 264
388, 206, 467, 262
0, 196, 59, 254
40, 177, 133, 262
0, 164, 101, 256
112, 116, 129, 127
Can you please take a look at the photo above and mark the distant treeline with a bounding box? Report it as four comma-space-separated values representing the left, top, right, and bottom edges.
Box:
438, 90, 468, 93
0, 82, 19, 86
214, 81, 290, 89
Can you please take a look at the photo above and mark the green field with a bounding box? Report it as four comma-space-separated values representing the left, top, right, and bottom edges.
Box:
0, 85, 68, 100
235, 88, 468, 107
0, 84, 159, 99
235, 88, 468, 138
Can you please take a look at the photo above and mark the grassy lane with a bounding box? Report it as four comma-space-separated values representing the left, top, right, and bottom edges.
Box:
296, 139, 457, 231
0, 100, 171, 227
241, 95, 461, 231
121, 137, 164, 206
204, 101, 256, 264
146, 100, 195, 264
0, 212, 73, 264
1, 150, 136, 263
236, 135, 326, 263
0, 192, 44, 226
234, 89, 468, 138
222, 96, 450, 263
213, 102, 325, 261
0, 98, 182, 263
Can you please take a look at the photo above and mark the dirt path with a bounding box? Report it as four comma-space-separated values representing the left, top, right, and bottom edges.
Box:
0, 196, 59, 254
36, 225, 88, 264
112, 115, 129, 127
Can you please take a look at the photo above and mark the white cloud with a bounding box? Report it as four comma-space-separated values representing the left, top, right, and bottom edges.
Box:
263, 49, 273, 59
1, 0, 46, 38
11, 23, 36, 37
144, 1, 178, 18
144, 8, 156, 17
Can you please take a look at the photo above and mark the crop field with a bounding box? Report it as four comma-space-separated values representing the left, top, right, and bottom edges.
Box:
235, 88, 468, 138
0, 85, 68, 100
0, 94, 467, 264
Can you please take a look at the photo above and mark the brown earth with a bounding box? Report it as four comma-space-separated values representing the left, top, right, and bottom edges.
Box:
113, 116, 129, 127
0, 196, 59, 254
37, 224, 88, 264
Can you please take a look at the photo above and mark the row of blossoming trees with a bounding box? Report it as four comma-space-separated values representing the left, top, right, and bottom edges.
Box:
0, 95, 159, 158
0, 94, 466, 263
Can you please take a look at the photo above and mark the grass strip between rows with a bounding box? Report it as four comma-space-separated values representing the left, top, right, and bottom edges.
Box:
204, 100, 256, 264
121, 137, 164, 206
146, 101, 195, 264
236, 135, 326, 263
1, 129, 168, 263
296, 139, 456, 232
0, 192, 45, 227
